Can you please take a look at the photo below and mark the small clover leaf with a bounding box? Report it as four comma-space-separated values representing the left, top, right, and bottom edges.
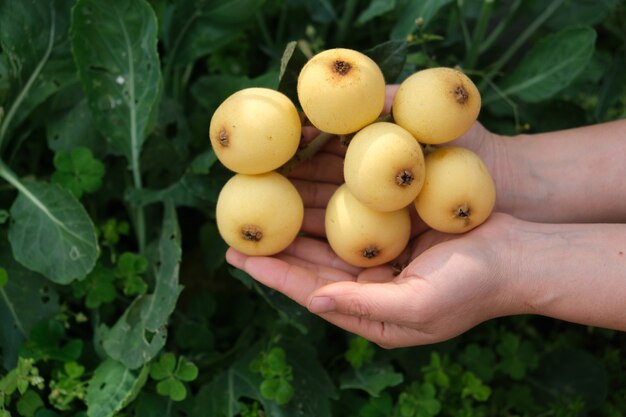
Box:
115, 252, 148, 296
396, 382, 441, 417
99, 218, 130, 248
345, 336, 375, 369
51, 147, 105, 199
250, 346, 294, 405
461, 371, 491, 402
71, 265, 116, 309
150, 354, 198, 402
496, 333, 539, 380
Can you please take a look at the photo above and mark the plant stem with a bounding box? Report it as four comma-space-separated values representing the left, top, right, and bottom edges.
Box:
464, 0, 494, 69
457, 0, 472, 55
335, 0, 358, 47
479, 0, 565, 90
0, 158, 27, 198
479, 0, 522, 54
256, 11, 274, 51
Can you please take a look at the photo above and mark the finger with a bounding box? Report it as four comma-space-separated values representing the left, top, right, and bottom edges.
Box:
282, 236, 362, 276
292, 179, 338, 208
289, 153, 344, 184
313, 311, 434, 348
383, 85, 400, 115
301, 208, 325, 237
306, 279, 421, 325
225, 248, 356, 307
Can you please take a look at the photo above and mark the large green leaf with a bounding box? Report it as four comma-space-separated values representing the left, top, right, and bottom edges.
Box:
102, 202, 183, 369
165, 0, 263, 67
491, 26, 596, 104
71, 0, 162, 163
0, 237, 59, 370
85, 359, 149, 417
0, 0, 76, 149
391, 0, 453, 40
8, 181, 98, 284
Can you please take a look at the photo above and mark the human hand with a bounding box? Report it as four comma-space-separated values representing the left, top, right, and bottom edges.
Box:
226, 213, 522, 348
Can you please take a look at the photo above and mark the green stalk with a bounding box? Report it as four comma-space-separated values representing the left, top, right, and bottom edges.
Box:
479, 0, 523, 54
479, 0, 565, 90
334, 0, 358, 46
464, 0, 494, 69
255, 11, 275, 51
457, 0, 472, 55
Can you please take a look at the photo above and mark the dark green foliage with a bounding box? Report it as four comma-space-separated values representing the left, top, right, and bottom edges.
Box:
0, 0, 625, 416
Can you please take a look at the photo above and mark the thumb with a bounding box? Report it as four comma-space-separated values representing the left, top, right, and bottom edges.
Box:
307, 279, 418, 324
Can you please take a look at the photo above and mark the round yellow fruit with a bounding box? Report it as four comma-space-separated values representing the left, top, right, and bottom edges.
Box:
414, 147, 496, 233
216, 171, 304, 255
392, 67, 481, 144
209, 87, 301, 174
344, 122, 425, 212
325, 184, 410, 267
297, 48, 386, 135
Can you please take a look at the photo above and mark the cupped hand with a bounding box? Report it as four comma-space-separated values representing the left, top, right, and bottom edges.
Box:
226, 213, 523, 348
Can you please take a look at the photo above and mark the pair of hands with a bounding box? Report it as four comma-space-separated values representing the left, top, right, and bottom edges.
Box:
226, 87, 519, 348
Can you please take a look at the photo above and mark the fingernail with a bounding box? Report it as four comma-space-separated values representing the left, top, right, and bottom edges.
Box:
308, 296, 335, 313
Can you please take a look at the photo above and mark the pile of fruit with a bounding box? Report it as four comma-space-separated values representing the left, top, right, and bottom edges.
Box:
211, 48, 496, 268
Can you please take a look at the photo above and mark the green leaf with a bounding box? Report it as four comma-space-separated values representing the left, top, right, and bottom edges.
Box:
305, 0, 337, 24
493, 26, 597, 103
496, 333, 538, 380
156, 377, 187, 402
72, 265, 117, 309
0, 267, 7, 289
391, 0, 453, 40
16, 389, 44, 417
8, 181, 98, 284
46, 98, 107, 158
363, 40, 408, 84
339, 363, 404, 397
542, 0, 621, 29
345, 336, 376, 369
277, 41, 309, 105
458, 343, 496, 382
176, 357, 199, 382
150, 353, 176, 381
51, 147, 105, 199
71, 0, 162, 163
85, 359, 149, 417
532, 348, 608, 410
165, 0, 264, 67
356, 0, 396, 25
0, 0, 76, 148
115, 252, 148, 296
102, 202, 183, 369
461, 372, 491, 402
0, 237, 59, 369
20, 319, 83, 363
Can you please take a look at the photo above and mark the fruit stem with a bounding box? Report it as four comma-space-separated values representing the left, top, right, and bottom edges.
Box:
277, 131, 334, 175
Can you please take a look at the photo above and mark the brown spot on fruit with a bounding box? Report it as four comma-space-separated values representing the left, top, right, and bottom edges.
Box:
241, 225, 263, 242
454, 85, 469, 104
333, 60, 352, 76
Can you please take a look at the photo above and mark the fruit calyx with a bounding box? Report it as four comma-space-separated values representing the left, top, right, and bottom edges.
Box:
454, 203, 472, 226
396, 169, 414, 186
218, 127, 229, 147
333, 60, 352, 76
241, 225, 263, 241
454, 85, 469, 104
362, 246, 380, 259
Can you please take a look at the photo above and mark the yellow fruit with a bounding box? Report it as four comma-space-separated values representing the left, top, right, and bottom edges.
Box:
297, 48, 386, 135
392, 67, 481, 144
209, 88, 301, 174
414, 147, 495, 233
325, 184, 410, 267
344, 122, 425, 212
216, 172, 304, 255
